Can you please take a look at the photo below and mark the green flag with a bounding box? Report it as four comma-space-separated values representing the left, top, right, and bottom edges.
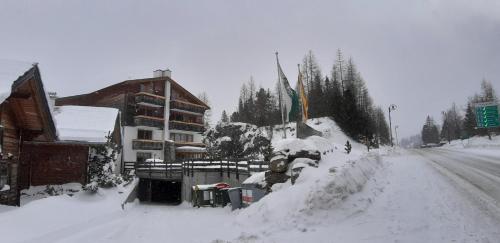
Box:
277, 61, 299, 122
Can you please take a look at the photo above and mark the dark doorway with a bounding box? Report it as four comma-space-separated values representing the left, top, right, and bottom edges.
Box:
138, 179, 182, 204
150, 180, 182, 204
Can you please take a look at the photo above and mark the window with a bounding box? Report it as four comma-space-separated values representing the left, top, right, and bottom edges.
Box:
138, 130, 153, 140
136, 152, 152, 163
170, 133, 193, 143
0, 162, 8, 190
0, 125, 3, 154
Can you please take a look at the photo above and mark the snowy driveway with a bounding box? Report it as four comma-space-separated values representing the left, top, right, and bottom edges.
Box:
2, 149, 500, 243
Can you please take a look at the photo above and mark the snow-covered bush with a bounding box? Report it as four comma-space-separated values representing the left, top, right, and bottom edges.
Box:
203, 122, 272, 160
83, 134, 123, 192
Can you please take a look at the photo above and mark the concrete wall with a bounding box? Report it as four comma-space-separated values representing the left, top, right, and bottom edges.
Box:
181, 171, 249, 202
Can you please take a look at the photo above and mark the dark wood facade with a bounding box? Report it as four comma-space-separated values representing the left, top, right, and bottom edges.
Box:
0, 65, 56, 205
0, 65, 114, 206
56, 76, 209, 129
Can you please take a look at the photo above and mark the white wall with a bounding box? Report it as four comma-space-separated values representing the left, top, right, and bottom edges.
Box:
123, 126, 164, 162
164, 80, 171, 140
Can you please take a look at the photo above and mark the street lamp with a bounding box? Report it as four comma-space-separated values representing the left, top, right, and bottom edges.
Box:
388, 104, 397, 147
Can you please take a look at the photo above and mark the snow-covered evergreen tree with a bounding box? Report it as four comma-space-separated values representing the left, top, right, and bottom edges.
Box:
83, 133, 123, 192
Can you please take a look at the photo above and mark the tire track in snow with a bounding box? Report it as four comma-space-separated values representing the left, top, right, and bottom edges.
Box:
414, 149, 500, 220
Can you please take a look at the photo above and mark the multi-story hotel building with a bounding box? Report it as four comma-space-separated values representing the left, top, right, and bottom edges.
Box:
56, 69, 209, 173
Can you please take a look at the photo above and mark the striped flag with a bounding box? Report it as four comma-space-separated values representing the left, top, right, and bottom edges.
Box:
277, 59, 299, 123
297, 68, 308, 122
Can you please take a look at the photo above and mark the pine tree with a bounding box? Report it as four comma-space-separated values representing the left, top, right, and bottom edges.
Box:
421, 116, 440, 145
301, 50, 321, 96
220, 110, 229, 123
309, 74, 324, 118
463, 102, 476, 138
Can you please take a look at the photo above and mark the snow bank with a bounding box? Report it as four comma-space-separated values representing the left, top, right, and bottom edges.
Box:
243, 171, 266, 186
444, 135, 500, 149
54, 105, 119, 143
233, 119, 387, 239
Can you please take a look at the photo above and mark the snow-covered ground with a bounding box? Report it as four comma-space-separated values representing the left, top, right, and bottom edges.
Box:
2, 148, 499, 242
1, 121, 499, 242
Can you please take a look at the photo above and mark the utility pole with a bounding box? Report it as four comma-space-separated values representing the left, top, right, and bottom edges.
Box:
276, 52, 286, 139
395, 125, 399, 147
388, 104, 397, 147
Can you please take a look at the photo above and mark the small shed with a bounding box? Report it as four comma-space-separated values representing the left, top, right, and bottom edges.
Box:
191, 182, 230, 208
241, 172, 268, 207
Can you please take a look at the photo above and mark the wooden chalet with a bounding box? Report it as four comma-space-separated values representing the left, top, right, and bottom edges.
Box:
0, 65, 121, 206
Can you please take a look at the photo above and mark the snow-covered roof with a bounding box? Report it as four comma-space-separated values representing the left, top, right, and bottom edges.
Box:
176, 146, 206, 153
54, 106, 119, 143
0, 59, 34, 104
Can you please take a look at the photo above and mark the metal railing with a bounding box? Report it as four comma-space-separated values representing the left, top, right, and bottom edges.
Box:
169, 120, 204, 133
135, 92, 165, 106
134, 116, 164, 128
132, 158, 269, 181
135, 160, 183, 180
170, 100, 205, 114
132, 139, 163, 150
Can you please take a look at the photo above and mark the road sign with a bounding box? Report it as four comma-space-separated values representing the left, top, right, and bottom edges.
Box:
475, 102, 499, 128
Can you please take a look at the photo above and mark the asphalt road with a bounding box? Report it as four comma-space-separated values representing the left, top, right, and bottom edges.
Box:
415, 148, 500, 215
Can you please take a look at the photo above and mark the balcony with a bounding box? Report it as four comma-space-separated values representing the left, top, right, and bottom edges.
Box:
132, 139, 163, 150
134, 115, 164, 128
169, 120, 205, 133
135, 92, 165, 107
170, 100, 205, 115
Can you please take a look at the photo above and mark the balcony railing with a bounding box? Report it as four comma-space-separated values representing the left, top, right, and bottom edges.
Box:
134, 115, 164, 128
170, 100, 206, 114
135, 92, 165, 107
169, 120, 205, 133
132, 139, 163, 150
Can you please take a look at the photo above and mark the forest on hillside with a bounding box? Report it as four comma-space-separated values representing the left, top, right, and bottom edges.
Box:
420, 79, 498, 145
223, 50, 391, 147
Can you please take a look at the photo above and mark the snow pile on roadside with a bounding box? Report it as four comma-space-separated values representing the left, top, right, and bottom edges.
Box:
235, 137, 385, 237
444, 135, 500, 149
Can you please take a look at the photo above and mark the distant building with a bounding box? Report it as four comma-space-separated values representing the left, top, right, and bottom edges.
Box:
56, 69, 210, 173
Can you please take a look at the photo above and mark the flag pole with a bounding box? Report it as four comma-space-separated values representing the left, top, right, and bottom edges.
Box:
276, 52, 287, 139
296, 63, 301, 139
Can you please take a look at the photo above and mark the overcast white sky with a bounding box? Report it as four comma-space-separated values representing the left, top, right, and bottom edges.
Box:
1, 0, 499, 138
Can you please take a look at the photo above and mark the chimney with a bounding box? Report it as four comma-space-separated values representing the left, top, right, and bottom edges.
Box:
153, 69, 172, 78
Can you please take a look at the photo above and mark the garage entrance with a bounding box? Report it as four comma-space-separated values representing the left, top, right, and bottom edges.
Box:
138, 178, 182, 204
